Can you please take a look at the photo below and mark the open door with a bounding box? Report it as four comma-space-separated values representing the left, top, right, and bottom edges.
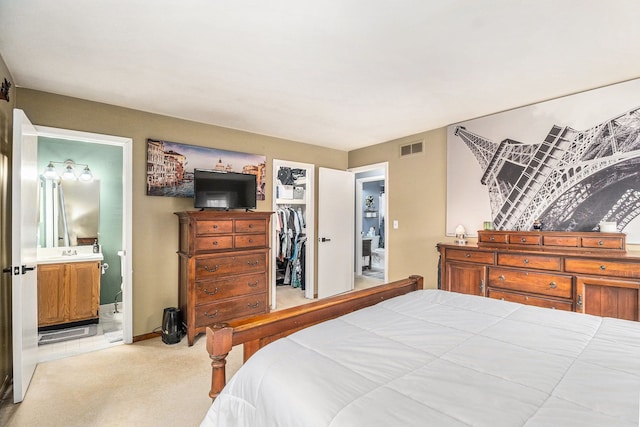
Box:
317, 167, 354, 299
12, 109, 39, 402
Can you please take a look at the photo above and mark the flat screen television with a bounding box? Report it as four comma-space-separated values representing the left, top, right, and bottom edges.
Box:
193, 169, 257, 210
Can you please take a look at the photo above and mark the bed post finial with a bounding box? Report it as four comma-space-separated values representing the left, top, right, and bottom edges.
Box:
206, 324, 233, 400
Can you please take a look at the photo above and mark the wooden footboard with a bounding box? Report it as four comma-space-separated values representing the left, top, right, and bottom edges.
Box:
206, 275, 423, 399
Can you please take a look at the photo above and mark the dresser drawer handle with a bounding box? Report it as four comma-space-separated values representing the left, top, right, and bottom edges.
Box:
249, 224, 254, 228
490, 236, 495, 241
523, 258, 529, 264
204, 265, 219, 272
204, 310, 219, 318
600, 265, 606, 270
498, 274, 505, 281
203, 287, 219, 295
521, 238, 527, 243
247, 260, 260, 266
211, 241, 218, 246
248, 301, 260, 309
247, 281, 259, 287
465, 253, 471, 258
549, 281, 557, 289
249, 238, 254, 243
212, 224, 218, 229
598, 240, 604, 246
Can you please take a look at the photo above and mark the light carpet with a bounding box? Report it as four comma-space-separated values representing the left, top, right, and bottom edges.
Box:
1, 337, 243, 427
1, 276, 380, 426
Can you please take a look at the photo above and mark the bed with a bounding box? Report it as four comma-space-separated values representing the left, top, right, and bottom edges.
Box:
201, 276, 640, 426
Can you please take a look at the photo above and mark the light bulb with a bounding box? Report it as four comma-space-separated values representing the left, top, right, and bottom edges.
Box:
79, 166, 93, 182
61, 164, 76, 180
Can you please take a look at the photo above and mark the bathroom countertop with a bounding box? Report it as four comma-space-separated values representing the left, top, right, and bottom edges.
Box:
37, 246, 104, 264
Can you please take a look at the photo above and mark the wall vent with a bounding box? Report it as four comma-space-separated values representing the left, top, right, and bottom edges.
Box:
400, 140, 424, 157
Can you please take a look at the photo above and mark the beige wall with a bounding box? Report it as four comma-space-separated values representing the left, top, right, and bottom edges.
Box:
349, 129, 448, 288
16, 89, 349, 336
0, 53, 15, 396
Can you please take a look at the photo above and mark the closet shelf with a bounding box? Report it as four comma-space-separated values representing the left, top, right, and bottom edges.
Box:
276, 198, 306, 205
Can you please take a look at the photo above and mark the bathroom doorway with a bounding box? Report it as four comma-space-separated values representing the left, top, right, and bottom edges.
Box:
351, 163, 388, 284
34, 126, 132, 362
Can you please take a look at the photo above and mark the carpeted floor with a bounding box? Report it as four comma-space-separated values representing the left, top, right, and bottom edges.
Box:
0, 276, 381, 426
0, 335, 243, 427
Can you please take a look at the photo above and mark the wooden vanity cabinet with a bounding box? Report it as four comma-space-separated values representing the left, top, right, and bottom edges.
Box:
437, 231, 640, 321
176, 210, 272, 346
38, 261, 101, 328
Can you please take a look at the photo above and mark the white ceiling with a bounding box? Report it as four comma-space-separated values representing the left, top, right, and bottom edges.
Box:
1, 1, 640, 151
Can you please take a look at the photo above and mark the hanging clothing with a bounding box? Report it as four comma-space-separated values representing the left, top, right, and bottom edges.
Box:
275, 207, 306, 288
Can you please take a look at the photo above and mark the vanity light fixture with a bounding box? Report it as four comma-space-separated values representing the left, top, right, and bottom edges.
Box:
42, 159, 93, 182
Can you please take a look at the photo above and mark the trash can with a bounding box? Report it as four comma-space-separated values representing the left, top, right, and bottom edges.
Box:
161, 307, 183, 344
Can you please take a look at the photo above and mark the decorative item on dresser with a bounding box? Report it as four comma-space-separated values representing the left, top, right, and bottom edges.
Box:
175, 210, 272, 346
437, 230, 640, 321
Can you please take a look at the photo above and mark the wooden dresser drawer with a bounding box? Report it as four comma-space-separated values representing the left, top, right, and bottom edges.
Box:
581, 236, 624, 250
497, 253, 561, 271
235, 219, 266, 234
508, 233, 541, 245
478, 233, 509, 244
445, 248, 494, 264
195, 251, 267, 279
195, 272, 266, 304
235, 233, 266, 249
196, 220, 233, 235
488, 289, 573, 311
195, 236, 234, 252
488, 267, 572, 298
565, 258, 640, 279
543, 235, 579, 247
194, 293, 267, 327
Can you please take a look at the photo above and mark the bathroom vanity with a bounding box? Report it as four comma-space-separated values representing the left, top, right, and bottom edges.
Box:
37, 247, 103, 328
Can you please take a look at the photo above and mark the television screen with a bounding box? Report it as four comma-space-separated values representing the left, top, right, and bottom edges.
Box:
193, 169, 257, 210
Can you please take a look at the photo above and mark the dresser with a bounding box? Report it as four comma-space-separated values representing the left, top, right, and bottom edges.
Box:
437, 230, 640, 321
175, 210, 272, 345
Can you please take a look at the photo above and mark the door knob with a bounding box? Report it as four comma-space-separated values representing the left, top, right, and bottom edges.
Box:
320, 237, 331, 242
21, 265, 36, 274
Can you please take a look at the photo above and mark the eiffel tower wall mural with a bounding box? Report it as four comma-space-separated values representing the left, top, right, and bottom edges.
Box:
446, 78, 640, 244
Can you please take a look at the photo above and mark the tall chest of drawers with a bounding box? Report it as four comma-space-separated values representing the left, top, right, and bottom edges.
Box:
176, 210, 272, 345
437, 231, 640, 321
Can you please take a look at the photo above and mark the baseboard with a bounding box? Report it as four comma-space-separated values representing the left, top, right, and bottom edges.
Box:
38, 318, 99, 332
133, 331, 162, 342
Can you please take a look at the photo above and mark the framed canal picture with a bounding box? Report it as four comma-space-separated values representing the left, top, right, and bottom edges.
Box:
146, 139, 266, 200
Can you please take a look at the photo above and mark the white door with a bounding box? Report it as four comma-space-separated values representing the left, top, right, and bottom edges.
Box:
317, 167, 354, 298
12, 109, 39, 403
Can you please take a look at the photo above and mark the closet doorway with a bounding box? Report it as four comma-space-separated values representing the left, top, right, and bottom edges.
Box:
271, 160, 315, 310
351, 163, 388, 284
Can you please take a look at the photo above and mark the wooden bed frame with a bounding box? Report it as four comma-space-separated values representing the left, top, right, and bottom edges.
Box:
206, 275, 424, 399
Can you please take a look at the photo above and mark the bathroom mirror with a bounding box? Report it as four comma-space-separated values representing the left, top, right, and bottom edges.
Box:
39, 178, 100, 247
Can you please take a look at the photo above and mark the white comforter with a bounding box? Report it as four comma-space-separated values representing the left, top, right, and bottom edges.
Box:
201, 290, 640, 426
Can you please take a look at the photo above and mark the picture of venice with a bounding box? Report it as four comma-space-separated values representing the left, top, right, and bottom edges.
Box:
146, 139, 266, 199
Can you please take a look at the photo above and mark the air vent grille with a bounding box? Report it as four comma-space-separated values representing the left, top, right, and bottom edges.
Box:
400, 141, 424, 157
